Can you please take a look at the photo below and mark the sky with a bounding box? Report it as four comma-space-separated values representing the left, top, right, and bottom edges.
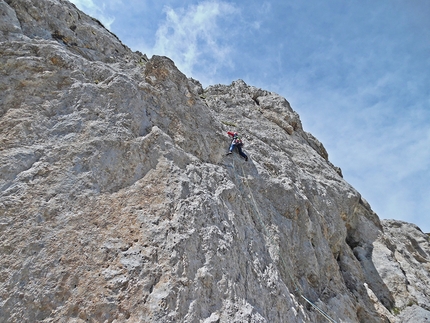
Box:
69, 0, 430, 233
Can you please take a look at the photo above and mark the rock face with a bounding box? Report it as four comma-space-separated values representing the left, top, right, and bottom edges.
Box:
1, 0, 429, 322
372, 220, 430, 321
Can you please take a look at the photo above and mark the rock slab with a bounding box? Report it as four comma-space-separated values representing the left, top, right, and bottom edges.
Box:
1, 1, 429, 322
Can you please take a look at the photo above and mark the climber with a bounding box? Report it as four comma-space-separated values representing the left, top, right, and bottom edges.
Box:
226, 131, 248, 161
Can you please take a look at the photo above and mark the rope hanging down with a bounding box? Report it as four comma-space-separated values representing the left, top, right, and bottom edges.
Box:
230, 160, 338, 323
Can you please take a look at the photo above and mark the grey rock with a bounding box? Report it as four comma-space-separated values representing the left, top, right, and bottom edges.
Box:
397, 305, 430, 323
0, 0, 24, 40
1, 0, 429, 322
373, 220, 430, 315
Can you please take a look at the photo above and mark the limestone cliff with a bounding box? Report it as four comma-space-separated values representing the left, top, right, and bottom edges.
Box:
1, 0, 429, 322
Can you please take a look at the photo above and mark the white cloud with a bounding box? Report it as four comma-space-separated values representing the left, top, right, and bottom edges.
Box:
151, 1, 239, 83
70, 0, 96, 9
69, 0, 116, 30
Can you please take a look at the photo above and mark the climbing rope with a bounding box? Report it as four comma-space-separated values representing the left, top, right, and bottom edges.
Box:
228, 159, 338, 323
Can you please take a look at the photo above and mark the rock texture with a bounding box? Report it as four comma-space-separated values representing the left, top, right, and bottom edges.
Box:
1, 0, 429, 322
372, 220, 430, 321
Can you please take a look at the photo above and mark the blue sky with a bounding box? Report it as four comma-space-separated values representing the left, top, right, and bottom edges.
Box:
69, 0, 430, 233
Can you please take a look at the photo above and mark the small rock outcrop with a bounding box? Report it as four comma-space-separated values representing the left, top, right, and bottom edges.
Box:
1, 1, 429, 322
373, 221, 430, 319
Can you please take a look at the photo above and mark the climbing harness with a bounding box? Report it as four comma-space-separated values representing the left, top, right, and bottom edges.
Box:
228, 159, 338, 323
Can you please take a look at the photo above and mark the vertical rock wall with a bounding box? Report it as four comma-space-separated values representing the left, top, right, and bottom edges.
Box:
1, 0, 429, 322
